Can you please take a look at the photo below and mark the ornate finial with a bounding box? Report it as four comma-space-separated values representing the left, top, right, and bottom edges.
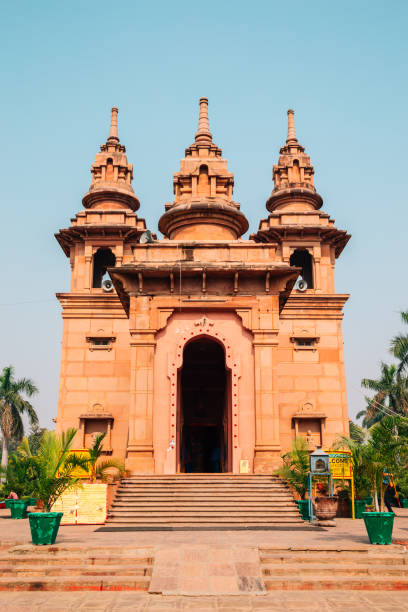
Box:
287, 109, 297, 143
108, 107, 119, 142
195, 97, 212, 143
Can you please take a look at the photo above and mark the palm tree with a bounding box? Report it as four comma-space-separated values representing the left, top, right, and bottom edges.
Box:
0, 366, 38, 474
391, 311, 408, 374
86, 433, 125, 482
357, 363, 408, 427
29, 428, 89, 512
276, 437, 310, 499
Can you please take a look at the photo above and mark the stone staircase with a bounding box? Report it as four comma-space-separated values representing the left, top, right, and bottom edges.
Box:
260, 546, 408, 590
0, 544, 154, 591
106, 474, 304, 528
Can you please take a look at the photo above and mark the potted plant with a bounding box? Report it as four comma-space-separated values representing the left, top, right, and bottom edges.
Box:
27, 428, 88, 545
338, 417, 408, 543
313, 495, 338, 526
2, 448, 37, 518
276, 437, 310, 520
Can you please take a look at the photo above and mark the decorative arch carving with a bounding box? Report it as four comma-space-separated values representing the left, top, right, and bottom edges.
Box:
165, 316, 241, 469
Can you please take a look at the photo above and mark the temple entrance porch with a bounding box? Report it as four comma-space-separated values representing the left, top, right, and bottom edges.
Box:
178, 338, 231, 473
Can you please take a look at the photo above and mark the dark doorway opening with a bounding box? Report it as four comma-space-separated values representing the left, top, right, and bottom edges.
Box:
179, 338, 230, 473
290, 249, 314, 288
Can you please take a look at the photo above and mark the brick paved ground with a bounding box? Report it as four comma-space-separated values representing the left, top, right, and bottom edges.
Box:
2, 591, 408, 610
1, 508, 408, 548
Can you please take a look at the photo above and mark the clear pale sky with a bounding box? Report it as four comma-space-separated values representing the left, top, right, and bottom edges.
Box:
0, 0, 407, 428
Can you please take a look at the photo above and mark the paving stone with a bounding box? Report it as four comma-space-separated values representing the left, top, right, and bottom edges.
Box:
209, 563, 235, 576
182, 548, 209, 563
178, 576, 210, 593
180, 561, 207, 577
208, 575, 239, 593
235, 562, 260, 576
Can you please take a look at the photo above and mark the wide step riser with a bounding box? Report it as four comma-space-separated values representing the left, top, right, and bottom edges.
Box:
106, 475, 301, 527
0, 567, 152, 578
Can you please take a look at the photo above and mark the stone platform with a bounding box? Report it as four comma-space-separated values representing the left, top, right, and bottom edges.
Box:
1, 509, 408, 605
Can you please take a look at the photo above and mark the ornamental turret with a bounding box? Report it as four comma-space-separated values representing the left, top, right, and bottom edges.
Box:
266, 109, 322, 212
82, 107, 140, 211
158, 97, 248, 240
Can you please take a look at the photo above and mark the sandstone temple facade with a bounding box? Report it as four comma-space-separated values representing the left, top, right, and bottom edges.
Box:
55, 99, 350, 474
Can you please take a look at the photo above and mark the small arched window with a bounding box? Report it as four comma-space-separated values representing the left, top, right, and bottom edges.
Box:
197, 164, 210, 196
292, 159, 300, 182
290, 249, 314, 289
92, 248, 116, 288
106, 158, 114, 181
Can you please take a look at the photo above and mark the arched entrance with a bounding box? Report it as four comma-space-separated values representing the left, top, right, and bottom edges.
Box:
178, 337, 231, 473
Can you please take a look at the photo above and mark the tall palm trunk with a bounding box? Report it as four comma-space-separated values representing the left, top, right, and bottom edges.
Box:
1, 436, 8, 483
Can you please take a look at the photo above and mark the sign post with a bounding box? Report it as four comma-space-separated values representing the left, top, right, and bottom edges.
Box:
326, 450, 355, 519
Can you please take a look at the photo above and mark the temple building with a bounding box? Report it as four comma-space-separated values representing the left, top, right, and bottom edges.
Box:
55, 99, 350, 474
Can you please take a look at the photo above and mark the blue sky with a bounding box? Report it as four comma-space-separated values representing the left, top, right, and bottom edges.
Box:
0, 0, 407, 427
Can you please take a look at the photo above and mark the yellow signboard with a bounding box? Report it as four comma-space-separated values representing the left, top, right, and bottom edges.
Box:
240, 460, 250, 474
52, 483, 107, 525
326, 450, 353, 479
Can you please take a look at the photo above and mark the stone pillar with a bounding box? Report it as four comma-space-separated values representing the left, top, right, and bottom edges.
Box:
126, 296, 155, 473
253, 296, 281, 473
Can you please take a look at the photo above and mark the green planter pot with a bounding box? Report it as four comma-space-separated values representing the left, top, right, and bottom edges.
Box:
401, 499, 408, 509
4, 499, 15, 510
28, 512, 63, 546
296, 499, 310, 520
362, 512, 395, 545
10, 500, 30, 519
353, 499, 367, 519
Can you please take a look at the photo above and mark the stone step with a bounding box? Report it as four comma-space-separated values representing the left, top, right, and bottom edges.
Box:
262, 575, 408, 591
260, 553, 408, 565
107, 516, 303, 524
0, 554, 154, 567
262, 563, 408, 577
0, 564, 152, 578
108, 510, 300, 517
0, 575, 151, 591
111, 502, 298, 509
114, 493, 295, 498
121, 476, 280, 480
117, 487, 291, 492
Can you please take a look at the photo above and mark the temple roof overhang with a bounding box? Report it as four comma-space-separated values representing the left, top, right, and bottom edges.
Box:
109, 261, 300, 316
251, 217, 351, 258
55, 222, 147, 257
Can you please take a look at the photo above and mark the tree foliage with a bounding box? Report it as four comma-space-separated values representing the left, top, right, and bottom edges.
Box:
0, 366, 38, 474
86, 433, 125, 483
276, 437, 310, 499
28, 428, 89, 512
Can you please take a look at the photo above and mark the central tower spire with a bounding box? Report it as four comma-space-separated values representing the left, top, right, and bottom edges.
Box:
286, 108, 297, 143
195, 97, 212, 143
158, 97, 248, 240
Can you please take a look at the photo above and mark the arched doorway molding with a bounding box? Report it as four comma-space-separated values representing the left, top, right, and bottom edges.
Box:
165, 316, 241, 473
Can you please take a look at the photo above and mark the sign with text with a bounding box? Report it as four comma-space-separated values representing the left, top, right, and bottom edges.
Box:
326, 450, 353, 479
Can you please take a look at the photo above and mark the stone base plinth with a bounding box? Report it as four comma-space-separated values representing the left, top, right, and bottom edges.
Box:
253, 449, 281, 474
126, 447, 155, 473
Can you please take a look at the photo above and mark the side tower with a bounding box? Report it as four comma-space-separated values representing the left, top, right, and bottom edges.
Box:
252, 110, 350, 452
55, 109, 147, 457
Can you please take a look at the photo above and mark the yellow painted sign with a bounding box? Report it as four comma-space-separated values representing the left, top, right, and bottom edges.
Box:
326, 450, 353, 479
240, 460, 250, 474
52, 483, 107, 525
